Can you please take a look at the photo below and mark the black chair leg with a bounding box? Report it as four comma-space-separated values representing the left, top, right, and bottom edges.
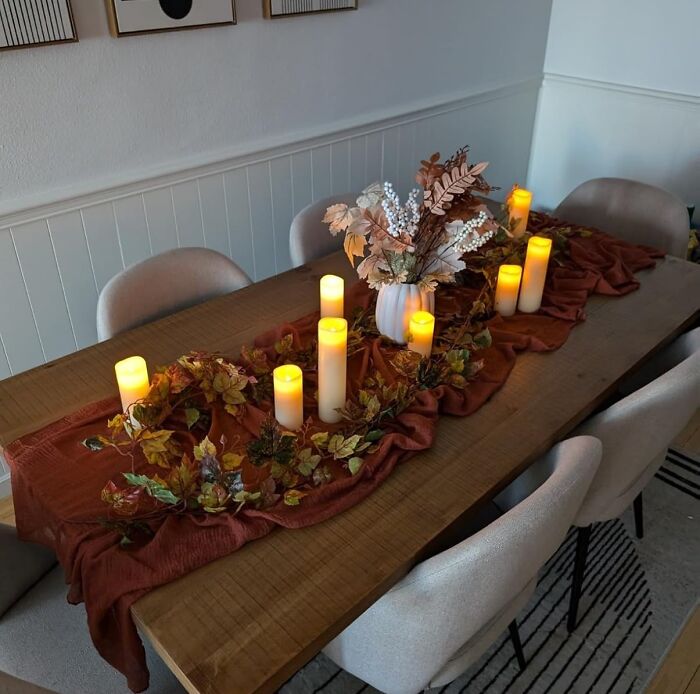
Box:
633, 492, 644, 539
567, 525, 592, 633
508, 619, 527, 672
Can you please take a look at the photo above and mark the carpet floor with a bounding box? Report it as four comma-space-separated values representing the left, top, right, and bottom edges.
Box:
281, 448, 700, 694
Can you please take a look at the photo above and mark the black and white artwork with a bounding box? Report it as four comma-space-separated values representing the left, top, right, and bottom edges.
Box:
264, 0, 357, 19
107, 0, 236, 36
0, 0, 77, 50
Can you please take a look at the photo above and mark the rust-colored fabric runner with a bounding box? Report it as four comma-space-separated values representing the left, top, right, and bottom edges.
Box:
5, 216, 663, 692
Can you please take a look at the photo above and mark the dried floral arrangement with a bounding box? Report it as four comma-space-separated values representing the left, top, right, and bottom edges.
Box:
323, 147, 498, 291
83, 316, 492, 545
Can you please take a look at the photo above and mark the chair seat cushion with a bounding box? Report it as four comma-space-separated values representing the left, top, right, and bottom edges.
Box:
0, 567, 183, 694
0, 525, 56, 618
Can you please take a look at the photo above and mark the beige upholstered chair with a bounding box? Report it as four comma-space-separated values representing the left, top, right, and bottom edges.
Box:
96, 247, 251, 341
289, 194, 357, 267
497, 347, 700, 634
0, 524, 184, 693
322, 436, 601, 694
618, 326, 700, 397
554, 178, 690, 258
567, 348, 700, 630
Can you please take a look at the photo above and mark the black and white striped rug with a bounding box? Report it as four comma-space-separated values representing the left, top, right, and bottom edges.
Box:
281, 448, 700, 694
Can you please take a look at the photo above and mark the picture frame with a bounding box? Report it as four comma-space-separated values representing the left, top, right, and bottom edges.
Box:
106, 0, 236, 37
263, 0, 357, 19
0, 0, 78, 51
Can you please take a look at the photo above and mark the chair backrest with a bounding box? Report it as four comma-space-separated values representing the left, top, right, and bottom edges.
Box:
0, 523, 56, 618
619, 326, 700, 396
96, 247, 251, 341
324, 436, 600, 693
574, 348, 700, 526
554, 177, 689, 258
289, 193, 358, 267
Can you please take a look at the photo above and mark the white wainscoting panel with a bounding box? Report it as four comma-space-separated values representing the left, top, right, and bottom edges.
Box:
13, 219, 77, 363
528, 73, 700, 210
0, 229, 46, 375
0, 77, 540, 494
171, 180, 206, 249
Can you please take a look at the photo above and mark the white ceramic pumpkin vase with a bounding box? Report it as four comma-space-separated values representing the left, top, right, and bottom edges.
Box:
375, 283, 435, 345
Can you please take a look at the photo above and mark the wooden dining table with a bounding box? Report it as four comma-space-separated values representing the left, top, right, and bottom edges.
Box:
0, 250, 698, 694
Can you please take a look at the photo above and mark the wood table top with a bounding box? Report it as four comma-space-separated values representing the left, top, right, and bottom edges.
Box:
0, 252, 698, 694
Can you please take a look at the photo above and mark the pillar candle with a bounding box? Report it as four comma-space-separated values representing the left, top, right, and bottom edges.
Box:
518, 236, 552, 313
407, 311, 435, 358
509, 188, 533, 238
320, 274, 344, 318
494, 265, 523, 317
273, 364, 304, 431
114, 356, 150, 415
318, 317, 347, 423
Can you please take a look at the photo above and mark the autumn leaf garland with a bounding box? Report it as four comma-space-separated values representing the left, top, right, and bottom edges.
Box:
82, 309, 493, 544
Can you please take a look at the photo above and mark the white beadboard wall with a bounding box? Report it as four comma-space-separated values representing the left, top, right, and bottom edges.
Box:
0, 78, 538, 379
527, 75, 700, 211
0, 78, 540, 496
528, 0, 700, 210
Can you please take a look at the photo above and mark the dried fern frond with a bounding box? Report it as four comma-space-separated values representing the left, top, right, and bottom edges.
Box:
423, 161, 489, 215
416, 152, 444, 189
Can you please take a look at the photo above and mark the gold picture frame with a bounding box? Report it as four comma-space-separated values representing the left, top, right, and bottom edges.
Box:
0, 0, 78, 52
106, 0, 236, 38
263, 0, 357, 19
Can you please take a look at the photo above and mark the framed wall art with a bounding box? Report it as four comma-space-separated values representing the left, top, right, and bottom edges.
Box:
0, 0, 77, 51
263, 0, 357, 19
106, 0, 236, 37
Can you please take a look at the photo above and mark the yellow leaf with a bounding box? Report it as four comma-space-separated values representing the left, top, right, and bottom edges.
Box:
344, 231, 367, 264
328, 434, 361, 460
224, 403, 244, 417
222, 452, 244, 471
310, 431, 329, 448
139, 430, 181, 468
223, 389, 246, 405
193, 436, 217, 461
213, 370, 249, 406
348, 457, 363, 475
197, 482, 229, 513
284, 489, 307, 506
168, 455, 197, 499
107, 414, 127, 436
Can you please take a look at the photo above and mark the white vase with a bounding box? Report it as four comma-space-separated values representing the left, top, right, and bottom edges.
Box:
375, 283, 435, 344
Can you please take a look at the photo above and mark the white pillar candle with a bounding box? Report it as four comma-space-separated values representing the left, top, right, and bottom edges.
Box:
509, 188, 533, 238
320, 274, 344, 319
273, 364, 304, 431
318, 317, 347, 424
494, 265, 523, 317
518, 236, 552, 314
114, 356, 150, 415
407, 311, 435, 358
